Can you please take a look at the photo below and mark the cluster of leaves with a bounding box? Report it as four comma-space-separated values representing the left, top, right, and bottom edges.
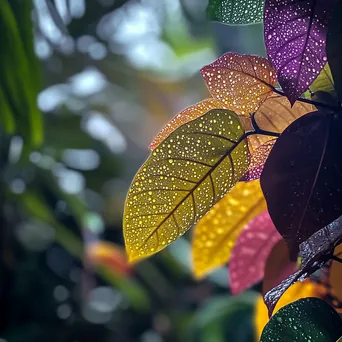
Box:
123, 0, 342, 339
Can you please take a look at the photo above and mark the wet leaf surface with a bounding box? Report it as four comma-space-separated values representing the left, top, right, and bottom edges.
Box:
264, 216, 342, 316
241, 140, 276, 181
124, 109, 249, 262
192, 180, 266, 278
260, 298, 342, 341
207, 0, 264, 25
229, 211, 281, 294
264, 0, 336, 104
149, 99, 224, 151
201, 53, 277, 115
260, 110, 342, 256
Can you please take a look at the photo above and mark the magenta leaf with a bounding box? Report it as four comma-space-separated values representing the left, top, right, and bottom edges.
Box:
240, 139, 276, 181
264, 215, 342, 317
260, 110, 342, 257
229, 211, 281, 295
264, 0, 337, 104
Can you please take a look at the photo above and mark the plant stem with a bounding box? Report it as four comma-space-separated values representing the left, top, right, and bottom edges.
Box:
272, 87, 341, 112
250, 112, 281, 138
331, 255, 342, 263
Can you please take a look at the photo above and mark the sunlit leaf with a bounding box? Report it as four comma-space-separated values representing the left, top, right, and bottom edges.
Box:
247, 94, 315, 153
310, 63, 334, 94
329, 244, 342, 302
201, 53, 277, 115
327, 0, 342, 101
207, 0, 264, 25
263, 239, 296, 295
260, 110, 342, 256
149, 99, 224, 150
264, 216, 342, 316
192, 180, 266, 279
260, 298, 342, 341
86, 241, 132, 277
241, 140, 276, 181
229, 211, 281, 294
264, 0, 336, 104
255, 281, 325, 340
124, 109, 249, 262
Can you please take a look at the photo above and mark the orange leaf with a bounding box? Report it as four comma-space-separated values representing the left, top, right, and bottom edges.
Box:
201, 53, 277, 115
149, 98, 224, 150
254, 280, 326, 340
248, 94, 315, 152
86, 241, 132, 276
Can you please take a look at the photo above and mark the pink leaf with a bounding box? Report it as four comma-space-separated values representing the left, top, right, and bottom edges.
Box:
229, 211, 282, 295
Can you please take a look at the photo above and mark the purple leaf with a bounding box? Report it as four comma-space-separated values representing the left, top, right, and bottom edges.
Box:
260, 110, 342, 257
264, 0, 337, 104
264, 215, 342, 317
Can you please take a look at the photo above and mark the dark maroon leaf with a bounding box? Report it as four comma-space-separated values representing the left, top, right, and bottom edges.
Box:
264, 0, 337, 104
229, 211, 281, 295
264, 215, 342, 317
327, 0, 342, 101
262, 239, 296, 295
260, 110, 342, 257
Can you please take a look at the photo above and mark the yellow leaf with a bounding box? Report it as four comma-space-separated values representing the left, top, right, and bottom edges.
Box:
201, 53, 277, 116
247, 94, 315, 152
149, 98, 224, 150
191, 179, 266, 279
254, 280, 326, 340
124, 109, 249, 262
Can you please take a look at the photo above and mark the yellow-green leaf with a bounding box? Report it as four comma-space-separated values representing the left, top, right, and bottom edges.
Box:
124, 109, 249, 262
191, 179, 266, 278
149, 98, 224, 150
310, 63, 334, 94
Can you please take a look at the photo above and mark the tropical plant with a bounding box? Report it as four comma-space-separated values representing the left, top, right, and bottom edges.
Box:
124, 0, 342, 339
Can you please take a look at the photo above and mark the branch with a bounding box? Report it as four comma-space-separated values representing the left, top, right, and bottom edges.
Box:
272, 87, 341, 112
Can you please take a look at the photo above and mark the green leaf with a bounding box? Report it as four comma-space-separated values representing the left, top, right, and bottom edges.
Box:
207, 0, 264, 25
0, 0, 43, 146
327, 0, 342, 101
124, 109, 249, 262
260, 298, 342, 341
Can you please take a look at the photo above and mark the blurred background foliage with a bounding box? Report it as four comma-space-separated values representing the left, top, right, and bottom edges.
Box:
0, 0, 266, 341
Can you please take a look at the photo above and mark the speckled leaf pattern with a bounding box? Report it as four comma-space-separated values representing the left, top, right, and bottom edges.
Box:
247, 95, 314, 153
260, 298, 342, 341
327, 0, 342, 101
241, 140, 276, 181
264, 0, 336, 104
229, 211, 281, 295
191, 180, 266, 278
255, 281, 326, 340
207, 0, 264, 25
149, 99, 224, 151
264, 217, 342, 316
260, 110, 342, 257
124, 109, 249, 262
201, 53, 277, 115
